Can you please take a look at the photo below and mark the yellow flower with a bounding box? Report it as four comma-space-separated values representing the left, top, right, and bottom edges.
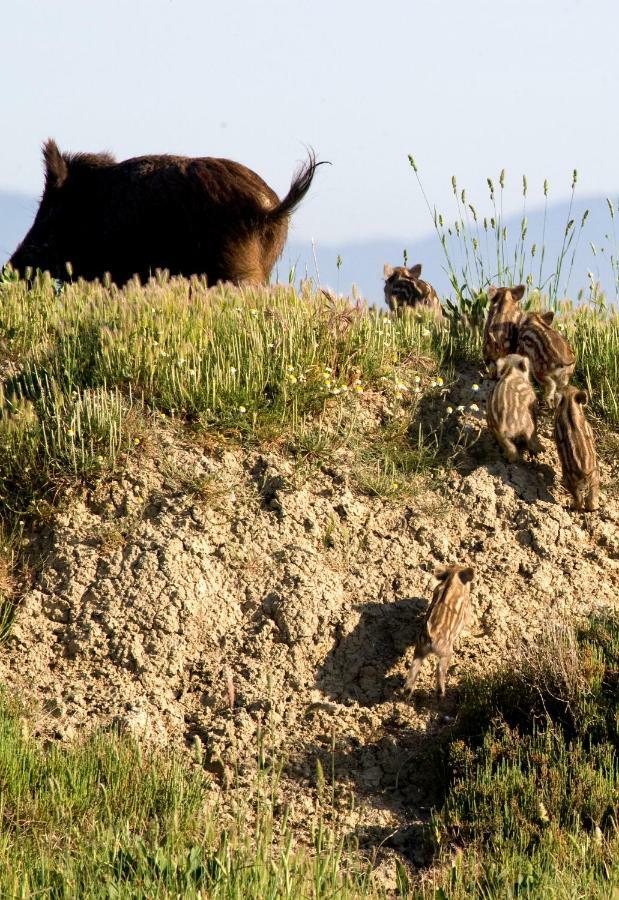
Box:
436, 376, 444, 386
471, 383, 480, 392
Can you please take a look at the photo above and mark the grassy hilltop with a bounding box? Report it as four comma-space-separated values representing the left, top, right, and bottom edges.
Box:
0, 273, 617, 897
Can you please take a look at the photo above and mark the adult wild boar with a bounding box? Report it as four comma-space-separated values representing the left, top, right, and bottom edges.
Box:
9, 140, 325, 286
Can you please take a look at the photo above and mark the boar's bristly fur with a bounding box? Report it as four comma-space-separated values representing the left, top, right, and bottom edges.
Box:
10, 139, 326, 287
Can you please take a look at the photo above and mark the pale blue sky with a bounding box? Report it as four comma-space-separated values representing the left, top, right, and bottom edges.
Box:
1, 0, 618, 244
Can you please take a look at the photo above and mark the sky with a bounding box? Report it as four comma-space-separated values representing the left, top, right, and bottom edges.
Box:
1, 0, 618, 246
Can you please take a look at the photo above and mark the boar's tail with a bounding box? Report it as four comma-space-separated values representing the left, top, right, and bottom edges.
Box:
267, 150, 330, 223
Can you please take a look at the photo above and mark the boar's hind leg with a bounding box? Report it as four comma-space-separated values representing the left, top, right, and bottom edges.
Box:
220, 236, 269, 285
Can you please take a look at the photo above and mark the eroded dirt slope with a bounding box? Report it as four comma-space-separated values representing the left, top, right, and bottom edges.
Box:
1, 379, 618, 871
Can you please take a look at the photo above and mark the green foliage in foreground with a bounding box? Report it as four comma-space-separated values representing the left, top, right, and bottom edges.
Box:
2, 618, 619, 898
0, 701, 378, 899
425, 616, 619, 898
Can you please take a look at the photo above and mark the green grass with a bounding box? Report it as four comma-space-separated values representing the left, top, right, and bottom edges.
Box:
423, 616, 619, 898
0, 696, 382, 899
0, 272, 616, 534
3, 618, 619, 897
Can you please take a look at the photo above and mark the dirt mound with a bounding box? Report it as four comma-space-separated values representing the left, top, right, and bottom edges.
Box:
2, 381, 618, 853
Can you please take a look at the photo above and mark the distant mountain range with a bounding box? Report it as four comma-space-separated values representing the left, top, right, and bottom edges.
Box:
2, 191, 617, 305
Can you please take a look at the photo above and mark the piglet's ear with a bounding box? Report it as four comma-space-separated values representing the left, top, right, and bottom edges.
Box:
540, 310, 555, 325
487, 285, 499, 302
510, 285, 526, 302
575, 389, 588, 405
409, 263, 422, 278
42, 139, 68, 191
383, 264, 394, 279
458, 567, 475, 584
433, 566, 450, 582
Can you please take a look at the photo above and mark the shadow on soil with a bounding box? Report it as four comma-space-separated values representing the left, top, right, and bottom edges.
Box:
288, 596, 461, 867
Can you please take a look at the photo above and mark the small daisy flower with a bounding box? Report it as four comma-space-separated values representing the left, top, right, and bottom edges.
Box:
470, 403, 479, 412
457, 405, 465, 412
446, 406, 453, 414
354, 385, 364, 394
471, 383, 480, 392
436, 376, 444, 386
422, 328, 431, 337
414, 376, 421, 384
229, 366, 237, 375
238, 406, 247, 413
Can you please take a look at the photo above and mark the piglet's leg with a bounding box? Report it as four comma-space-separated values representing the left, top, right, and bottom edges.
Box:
436, 653, 452, 698
540, 376, 556, 408
405, 644, 430, 696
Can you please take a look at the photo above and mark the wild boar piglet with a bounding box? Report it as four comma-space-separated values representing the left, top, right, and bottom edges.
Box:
487, 353, 541, 462
405, 564, 475, 699
383, 263, 443, 318
554, 385, 599, 511
482, 285, 524, 377
517, 311, 576, 406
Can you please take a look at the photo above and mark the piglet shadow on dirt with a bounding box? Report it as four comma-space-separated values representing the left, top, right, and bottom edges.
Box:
316, 597, 427, 707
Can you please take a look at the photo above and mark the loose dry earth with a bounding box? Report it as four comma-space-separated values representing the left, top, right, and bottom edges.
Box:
1, 372, 618, 880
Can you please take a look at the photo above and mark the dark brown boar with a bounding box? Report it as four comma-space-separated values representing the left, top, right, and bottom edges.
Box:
9, 139, 326, 286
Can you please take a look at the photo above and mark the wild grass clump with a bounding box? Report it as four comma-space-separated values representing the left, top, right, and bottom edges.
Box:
424, 615, 619, 897
0, 274, 454, 523
408, 156, 619, 308
0, 694, 382, 898
0, 271, 616, 532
